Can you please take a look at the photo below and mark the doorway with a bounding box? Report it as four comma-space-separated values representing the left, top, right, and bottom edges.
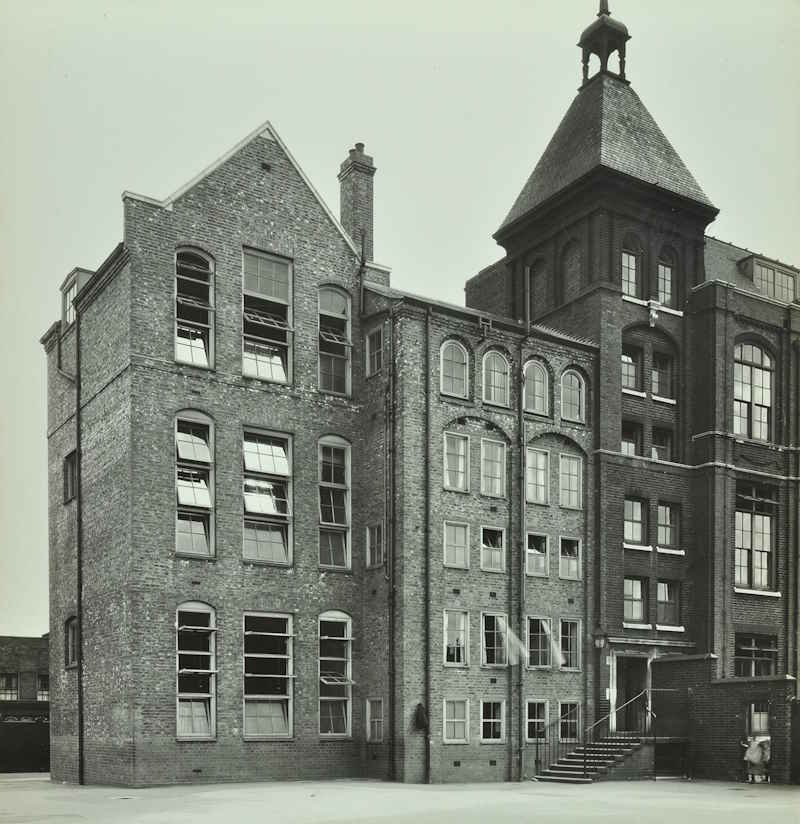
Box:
615, 656, 648, 733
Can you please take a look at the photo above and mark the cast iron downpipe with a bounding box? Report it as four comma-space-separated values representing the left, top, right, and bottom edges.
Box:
518, 334, 527, 781
75, 308, 85, 785
424, 308, 432, 783
388, 308, 398, 781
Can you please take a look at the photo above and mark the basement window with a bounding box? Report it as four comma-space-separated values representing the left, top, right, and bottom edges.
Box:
176, 603, 216, 739
243, 613, 293, 738
175, 250, 214, 368
243, 432, 292, 565
242, 251, 292, 383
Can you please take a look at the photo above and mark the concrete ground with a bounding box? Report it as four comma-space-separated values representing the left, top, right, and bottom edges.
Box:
0, 774, 798, 824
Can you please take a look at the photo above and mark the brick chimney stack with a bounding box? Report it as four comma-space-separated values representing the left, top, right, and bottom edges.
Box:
338, 142, 376, 261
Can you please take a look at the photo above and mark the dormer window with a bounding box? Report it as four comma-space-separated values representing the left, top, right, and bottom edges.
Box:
754, 262, 795, 303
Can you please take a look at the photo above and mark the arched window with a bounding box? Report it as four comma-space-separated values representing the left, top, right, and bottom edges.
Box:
524, 360, 549, 415
482, 351, 510, 406
175, 249, 214, 367
242, 250, 292, 384
621, 237, 643, 299
561, 370, 585, 423
319, 287, 351, 395
657, 249, 677, 308
734, 343, 773, 441
319, 610, 353, 737
175, 410, 214, 557
176, 602, 216, 739
441, 341, 469, 398
318, 436, 351, 569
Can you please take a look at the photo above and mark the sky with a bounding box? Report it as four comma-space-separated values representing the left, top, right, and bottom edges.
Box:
0, 0, 798, 637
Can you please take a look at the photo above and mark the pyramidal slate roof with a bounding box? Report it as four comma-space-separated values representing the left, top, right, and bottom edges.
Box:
498, 73, 715, 233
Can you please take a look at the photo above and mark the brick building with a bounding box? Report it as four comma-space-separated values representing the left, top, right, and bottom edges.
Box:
41, 3, 798, 785
0, 635, 50, 772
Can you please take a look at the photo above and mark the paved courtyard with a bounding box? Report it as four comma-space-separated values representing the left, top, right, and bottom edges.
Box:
0, 774, 798, 824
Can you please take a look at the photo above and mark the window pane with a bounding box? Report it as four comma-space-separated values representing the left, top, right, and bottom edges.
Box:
244, 253, 290, 302
442, 343, 468, 397
445, 522, 468, 567
559, 455, 582, 508
244, 521, 288, 563
526, 534, 547, 576
483, 353, 509, 405
482, 441, 505, 496
243, 340, 288, 382
243, 435, 289, 475
444, 434, 468, 491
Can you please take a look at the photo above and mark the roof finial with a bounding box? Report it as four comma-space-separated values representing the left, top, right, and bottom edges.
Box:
598, 0, 610, 16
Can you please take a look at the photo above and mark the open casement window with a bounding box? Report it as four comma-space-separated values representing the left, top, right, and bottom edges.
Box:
318, 287, 351, 395
481, 701, 505, 743
559, 620, 580, 670
366, 698, 384, 743
559, 702, 580, 742
480, 527, 505, 572
524, 360, 549, 415
64, 617, 78, 667
735, 635, 777, 677
242, 251, 292, 383
444, 521, 469, 568
243, 432, 292, 565
624, 578, 647, 623
480, 439, 506, 497
176, 603, 216, 739
657, 581, 680, 626
559, 538, 581, 580
0, 673, 18, 700
443, 699, 469, 743
526, 700, 548, 741
734, 343, 773, 441
527, 617, 552, 668
175, 413, 213, 557
444, 610, 469, 666
735, 482, 777, 590
526, 533, 548, 577
481, 613, 508, 667
440, 341, 469, 398
482, 352, 510, 406
526, 448, 548, 504
175, 250, 214, 368
318, 437, 350, 569
244, 613, 293, 738
319, 612, 353, 737
560, 370, 585, 423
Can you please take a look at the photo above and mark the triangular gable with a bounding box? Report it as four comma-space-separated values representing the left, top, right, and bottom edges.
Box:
121, 120, 361, 258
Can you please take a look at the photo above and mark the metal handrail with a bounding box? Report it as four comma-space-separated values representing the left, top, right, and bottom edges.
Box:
585, 688, 648, 736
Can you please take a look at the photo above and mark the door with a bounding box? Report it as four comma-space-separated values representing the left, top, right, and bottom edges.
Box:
615, 656, 647, 733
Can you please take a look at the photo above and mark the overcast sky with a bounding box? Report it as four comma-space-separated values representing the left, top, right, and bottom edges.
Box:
0, 1, 798, 637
